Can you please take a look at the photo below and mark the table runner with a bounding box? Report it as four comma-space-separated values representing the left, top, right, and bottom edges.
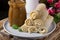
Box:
0, 18, 60, 40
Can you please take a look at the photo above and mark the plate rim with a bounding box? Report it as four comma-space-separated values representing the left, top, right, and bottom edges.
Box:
3, 19, 56, 38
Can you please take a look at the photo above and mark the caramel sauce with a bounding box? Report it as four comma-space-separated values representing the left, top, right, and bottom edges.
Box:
8, 0, 26, 26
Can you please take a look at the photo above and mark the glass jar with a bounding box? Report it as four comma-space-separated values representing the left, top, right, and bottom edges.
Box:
8, 0, 26, 26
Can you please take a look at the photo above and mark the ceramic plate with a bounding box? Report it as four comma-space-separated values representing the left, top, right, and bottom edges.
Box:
3, 20, 56, 39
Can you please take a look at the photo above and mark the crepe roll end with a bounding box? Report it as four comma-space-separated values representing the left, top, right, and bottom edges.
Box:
38, 27, 48, 34
36, 3, 46, 11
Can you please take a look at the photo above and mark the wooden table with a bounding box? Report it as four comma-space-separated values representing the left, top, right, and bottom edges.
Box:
0, 18, 60, 40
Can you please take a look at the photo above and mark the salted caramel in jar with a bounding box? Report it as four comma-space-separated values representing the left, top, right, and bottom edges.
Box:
8, 0, 26, 26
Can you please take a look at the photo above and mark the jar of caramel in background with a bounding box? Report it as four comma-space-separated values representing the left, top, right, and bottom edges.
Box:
8, 0, 26, 26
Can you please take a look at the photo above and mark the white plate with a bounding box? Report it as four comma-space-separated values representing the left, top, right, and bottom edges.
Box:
3, 20, 56, 39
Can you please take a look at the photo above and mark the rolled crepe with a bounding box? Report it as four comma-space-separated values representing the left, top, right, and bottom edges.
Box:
35, 3, 49, 21
33, 19, 44, 28
20, 24, 28, 32
29, 10, 41, 20
38, 27, 48, 34
44, 15, 54, 28
36, 3, 46, 11
40, 10, 49, 21
28, 26, 38, 33
25, 19, 33, 26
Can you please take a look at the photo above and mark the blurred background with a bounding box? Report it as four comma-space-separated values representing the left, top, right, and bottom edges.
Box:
0, 0, 9, 20
0, 0, 59, 22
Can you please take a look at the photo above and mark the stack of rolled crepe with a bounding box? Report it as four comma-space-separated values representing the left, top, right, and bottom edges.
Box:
20, 3, 54, 34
